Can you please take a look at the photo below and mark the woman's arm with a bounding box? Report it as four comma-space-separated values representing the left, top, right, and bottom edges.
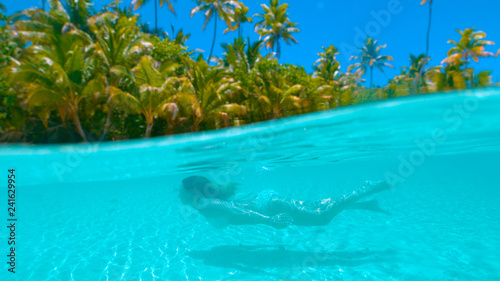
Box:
196, 198, 292, 228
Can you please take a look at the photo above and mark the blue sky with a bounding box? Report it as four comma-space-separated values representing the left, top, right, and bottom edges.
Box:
4, 0, 500, 86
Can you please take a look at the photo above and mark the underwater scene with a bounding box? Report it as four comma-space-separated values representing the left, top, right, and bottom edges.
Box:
2, 0, 500, 280
2, 89, 500, 280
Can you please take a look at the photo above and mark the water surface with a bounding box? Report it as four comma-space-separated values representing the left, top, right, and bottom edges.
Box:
2, 89, 500, 280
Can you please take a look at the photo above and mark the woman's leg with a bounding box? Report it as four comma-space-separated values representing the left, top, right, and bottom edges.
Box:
345, 199, 391, 215
268, 181, 392, 226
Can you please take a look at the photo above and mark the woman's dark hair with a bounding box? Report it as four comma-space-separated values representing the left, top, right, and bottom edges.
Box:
181, 176, 237, 204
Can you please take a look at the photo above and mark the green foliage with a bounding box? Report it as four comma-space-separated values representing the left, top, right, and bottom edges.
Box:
0, 6, 28, 141
429, 28, 497, 91
313, 45, 341, 83
151, 36, 190, 71
224, 2, 252, 37
191, 0, 238, 60
254, 0, 299, 59
443, 28, 496, 65
0, 1, 497, 144
348, 37, 394, 87
0, 2, 7, 22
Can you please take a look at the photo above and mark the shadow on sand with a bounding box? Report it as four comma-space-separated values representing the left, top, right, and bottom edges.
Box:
188, 244, 394, 277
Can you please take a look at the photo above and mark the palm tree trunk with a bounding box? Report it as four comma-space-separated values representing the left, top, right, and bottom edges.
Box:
193, 121, 200, 132
259, 102, 267, 121
154, 0, 158, 34
277, 35, 281, 59
209, 11, 218, 61
425, 1, 432, 58
416, 0, 432, 94
370, 65, 374, 88
100, 103, 113, 141
412, 68, 419, 94
42, 0, 46, 11
71, 107, 87, 142
221, 113, 229, 128
145, 121, 153, 138
273, 104, 279, 119
464, 56, 474, 88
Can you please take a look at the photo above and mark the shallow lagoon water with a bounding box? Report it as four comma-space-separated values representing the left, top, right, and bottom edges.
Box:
1, 89, 500, 280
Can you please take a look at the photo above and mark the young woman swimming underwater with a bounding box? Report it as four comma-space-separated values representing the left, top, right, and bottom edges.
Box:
180, 176, 392, 229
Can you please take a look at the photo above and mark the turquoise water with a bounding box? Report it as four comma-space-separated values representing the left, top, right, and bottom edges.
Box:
1, 89, 500, 280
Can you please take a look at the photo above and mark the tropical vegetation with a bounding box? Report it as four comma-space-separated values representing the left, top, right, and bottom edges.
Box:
0, 0, 498, 143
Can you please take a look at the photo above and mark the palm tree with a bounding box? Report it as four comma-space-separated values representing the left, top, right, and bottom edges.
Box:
442, 28, 497, 87
224, 2, 252, 38
405, 53, 428, 93
166, 26, 191, 45
219, 37, 246, 65
109, 56, 172, 138
132, 0, 175, 35
244, 39, 272, 71
426, 62, 468, 91
160, 77, 193, 133
191, 0, 238, 61
58, 0, 95, 32
180, 58, 245, 131
13, 4, 96, 142
348, 37, 394, 88
251, 60, 302, 119
217, 38, 272, 114
255, 79, 302, 119
407, 54, 426, 79
428, 32, 493, 91
311, 46, 342, 108
254, 0, 299, 59
442, 28, 496, 69
337, 71, 364, 106
89, 12, 151, 74
219, 37, 270, 74
88, 11, 152, 139
416, 0, 433, 94
386, 70, 413, 98
313, 45, 341, 83
420, 0, 433, 60
14, 0, 93, 32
